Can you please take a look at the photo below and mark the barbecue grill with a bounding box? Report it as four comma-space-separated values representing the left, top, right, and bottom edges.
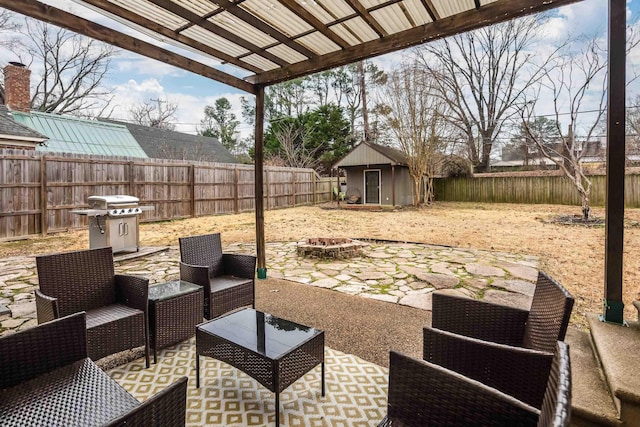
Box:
71, 195, 153, 253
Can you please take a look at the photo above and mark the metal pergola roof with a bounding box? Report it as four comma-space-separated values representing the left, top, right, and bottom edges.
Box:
3, 0, 632, 323
3, 0, 582, 93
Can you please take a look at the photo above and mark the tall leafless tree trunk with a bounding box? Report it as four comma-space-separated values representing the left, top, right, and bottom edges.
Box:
522, 38, 607, 220
273, 121, 320, 169
415, 15, 556, 172
20, 18, 116, 117
379, 62, 450, 206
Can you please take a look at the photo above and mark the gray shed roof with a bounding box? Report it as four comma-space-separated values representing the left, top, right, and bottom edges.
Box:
333, 141, 407, 168
0, 105, 48, 142
101, 119, 240, 163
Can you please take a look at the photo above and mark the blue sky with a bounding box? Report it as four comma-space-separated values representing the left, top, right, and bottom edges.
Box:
4, 0, 640, 137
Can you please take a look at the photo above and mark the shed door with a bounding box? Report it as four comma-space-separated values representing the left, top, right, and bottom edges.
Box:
364, 170, 380, 204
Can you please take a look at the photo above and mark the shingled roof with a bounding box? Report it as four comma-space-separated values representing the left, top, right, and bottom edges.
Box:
333, 141, 407, 168
101, 119, 240, 164
0, 105, 47, 142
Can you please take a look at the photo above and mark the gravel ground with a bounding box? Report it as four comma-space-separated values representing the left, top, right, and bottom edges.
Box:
256, 277, 432, 367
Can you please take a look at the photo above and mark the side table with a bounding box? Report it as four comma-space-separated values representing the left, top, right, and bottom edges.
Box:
148, 280, 203, 363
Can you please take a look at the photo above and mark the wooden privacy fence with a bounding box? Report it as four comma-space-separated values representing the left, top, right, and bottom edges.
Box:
434, 172, 640, 207
0, 149, 334, 240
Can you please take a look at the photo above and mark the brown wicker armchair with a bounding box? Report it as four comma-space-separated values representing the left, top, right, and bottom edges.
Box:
0, 312, 188, 427
179, 233, 256, 319
423, 271, 574, 409
35, 247, 150, 368
378, 341, 571, 427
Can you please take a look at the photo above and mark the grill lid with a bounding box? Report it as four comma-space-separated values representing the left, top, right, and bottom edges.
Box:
88, 195, 139, 209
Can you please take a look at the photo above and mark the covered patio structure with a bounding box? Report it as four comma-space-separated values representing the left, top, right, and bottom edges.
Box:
0, 0, 635, 424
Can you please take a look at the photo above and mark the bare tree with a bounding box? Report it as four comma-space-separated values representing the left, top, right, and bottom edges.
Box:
129, 97, 178, 130
272, 121, 320, 169
379, 62, 451, 206
416, 15, 556, 172
522, 38, 607, 220
20, 19, 116, 116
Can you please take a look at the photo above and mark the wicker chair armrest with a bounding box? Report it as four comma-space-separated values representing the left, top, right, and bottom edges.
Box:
115, 274, 149, 312
104, 376, 188, 427
180, 262, 210, 288
222, 253, 256, 279
383, 350, 539, 427
423, 326, 554, 409
0, 312, 88, 388
35, 288, 59, 323
432, 292, 530, 346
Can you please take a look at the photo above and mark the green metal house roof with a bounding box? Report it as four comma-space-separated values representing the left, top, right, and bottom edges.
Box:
11, 111, 148, 158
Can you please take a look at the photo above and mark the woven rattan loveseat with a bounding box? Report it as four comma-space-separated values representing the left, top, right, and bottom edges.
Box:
35, 247, 150, 368
179, 233, 256, 319
423, 271, 574, 409
378, 341, 571, 427
0, 312, 187, 427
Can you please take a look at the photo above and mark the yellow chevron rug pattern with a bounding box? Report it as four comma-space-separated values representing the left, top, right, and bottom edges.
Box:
107, 338, 389, 426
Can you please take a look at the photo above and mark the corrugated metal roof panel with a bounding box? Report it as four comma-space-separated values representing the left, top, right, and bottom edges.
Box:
403, 0, 433, 26
241, 0, 313, 37
210, 11, 278, 48
432, 0, 476, 18
181, 26, 249, 57
112, 0, 187, 30
296, 32, 341, 55
340, 17, 379, 42
11, 112, 148, 158
172, 0, 218, 16
242, 54, 280, 71
321, 0, 356, 20
298, 1, 334, 24
267, 44, 308, 64
370, 4, 412, 34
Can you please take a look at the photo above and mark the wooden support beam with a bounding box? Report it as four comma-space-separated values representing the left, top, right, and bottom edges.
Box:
1, 0, 256, 94
278, 0, 350, 49
343, 0, 388, 37
474, 0, 482, 10
254, 86, 267, 279
208, 0, 316, 59
418, 0, 440, 21
249, 0, 583, 85
603, 0, 626, 324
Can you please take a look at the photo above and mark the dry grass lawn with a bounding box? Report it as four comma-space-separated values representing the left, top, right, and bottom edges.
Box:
2, 201, 639, 327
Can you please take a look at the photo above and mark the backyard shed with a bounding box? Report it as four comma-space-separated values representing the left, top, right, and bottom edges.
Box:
333, 142, 411, 206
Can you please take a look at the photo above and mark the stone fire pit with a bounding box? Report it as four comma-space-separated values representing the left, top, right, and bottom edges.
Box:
296, 238, 366, 259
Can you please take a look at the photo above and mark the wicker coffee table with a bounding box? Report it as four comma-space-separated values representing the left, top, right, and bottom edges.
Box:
196, 308, 325, 426
148, 280, 203, 363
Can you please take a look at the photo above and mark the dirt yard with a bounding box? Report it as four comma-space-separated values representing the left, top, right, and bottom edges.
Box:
2, 201, 639, 327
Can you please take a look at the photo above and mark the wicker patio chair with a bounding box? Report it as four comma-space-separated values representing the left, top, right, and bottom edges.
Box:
0, 312, 188, 427
423, 271, 574, 409
179, 232, 256, 319
35, 247, 150, 368
378, 341, 571, 427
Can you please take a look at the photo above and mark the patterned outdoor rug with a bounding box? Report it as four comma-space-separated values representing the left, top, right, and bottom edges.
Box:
107, 338, 389, 426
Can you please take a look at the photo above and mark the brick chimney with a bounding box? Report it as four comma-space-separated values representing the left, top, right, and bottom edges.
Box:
4, 62, 31, 112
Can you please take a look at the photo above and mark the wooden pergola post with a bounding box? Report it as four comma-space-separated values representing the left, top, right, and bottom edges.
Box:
602, 0, 626, 324
254, 85, 267, 279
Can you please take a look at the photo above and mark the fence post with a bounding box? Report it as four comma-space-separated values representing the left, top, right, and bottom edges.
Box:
291, 171, 296, 207
190, 164, 196, 217
40, 155, 48, 236
129, 161, 135, 196
312, 172, 316, 205
265, 167, 270, 210
234, 166, 239, 213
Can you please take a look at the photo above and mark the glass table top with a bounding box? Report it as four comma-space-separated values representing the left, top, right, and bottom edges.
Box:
198, 309, 323, 360
148, 280, 202, 302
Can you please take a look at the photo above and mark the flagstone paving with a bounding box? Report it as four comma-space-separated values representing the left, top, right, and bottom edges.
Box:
0, 240, 538, 336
